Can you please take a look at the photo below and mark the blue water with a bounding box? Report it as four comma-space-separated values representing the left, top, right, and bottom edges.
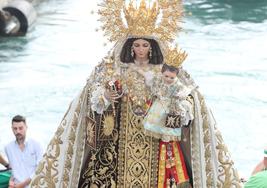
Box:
0, 0, 267, 179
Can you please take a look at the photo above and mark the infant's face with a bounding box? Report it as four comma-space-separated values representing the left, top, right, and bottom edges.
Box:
162, 70, 177, 85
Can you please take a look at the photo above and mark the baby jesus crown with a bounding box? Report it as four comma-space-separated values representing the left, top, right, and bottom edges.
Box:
165, 46, 188, 68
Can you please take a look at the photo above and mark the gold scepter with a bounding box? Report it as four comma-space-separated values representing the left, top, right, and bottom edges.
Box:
104, 55, 119, 117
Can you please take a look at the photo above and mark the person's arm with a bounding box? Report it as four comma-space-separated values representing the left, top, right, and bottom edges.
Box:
0, 154, 9, 168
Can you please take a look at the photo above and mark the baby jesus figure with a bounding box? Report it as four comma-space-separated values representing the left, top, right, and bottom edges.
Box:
143, 47, 194, 187
143, 51, 194, 142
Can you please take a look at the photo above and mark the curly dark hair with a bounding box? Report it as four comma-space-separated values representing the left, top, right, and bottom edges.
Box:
161, 63, 179, 75
120, 38, 163, 65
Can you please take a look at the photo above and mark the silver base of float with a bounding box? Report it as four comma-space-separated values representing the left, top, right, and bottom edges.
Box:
0, 0, 36, 36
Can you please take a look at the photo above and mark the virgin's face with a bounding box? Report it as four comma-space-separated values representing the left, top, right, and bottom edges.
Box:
162, 70, 177, 85
132, 39, 150, 60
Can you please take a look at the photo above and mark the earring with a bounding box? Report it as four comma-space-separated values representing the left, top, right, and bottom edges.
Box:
131, 47, 134, 57
149, 47, 152, 59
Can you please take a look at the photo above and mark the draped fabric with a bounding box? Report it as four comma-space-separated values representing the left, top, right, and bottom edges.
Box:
30, 38, 241, 188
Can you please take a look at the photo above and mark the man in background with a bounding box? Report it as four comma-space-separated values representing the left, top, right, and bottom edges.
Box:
244, 147, 267, 188
251, 147, 267, 175
5, 115, 43, 188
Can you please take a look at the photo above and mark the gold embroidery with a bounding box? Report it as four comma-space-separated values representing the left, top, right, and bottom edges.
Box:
125, 69, 152, 117
86, 116, 96, 148
158, 144, 166, 188
201, 98, 214, 188
117, 96, 159, 188
102, 114, 115, 136
216, 130, 241, 188
62, 94, 84, 187
31, 86, 88, 187
80, 108, 119, 187
31, 119, 66, 187
195, 91, 241, 188
173, 142, 186, 183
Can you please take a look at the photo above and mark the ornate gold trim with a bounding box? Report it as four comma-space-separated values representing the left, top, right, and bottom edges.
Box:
31, 110, 69, 187
62, 97, 84, 186
117, 96, 159, 187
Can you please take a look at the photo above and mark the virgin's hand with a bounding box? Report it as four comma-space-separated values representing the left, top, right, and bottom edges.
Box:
136, 69, 145, 76
104, 90, 121, 103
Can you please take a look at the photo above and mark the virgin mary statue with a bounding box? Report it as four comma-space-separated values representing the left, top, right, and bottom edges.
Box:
30, 0, 241, 187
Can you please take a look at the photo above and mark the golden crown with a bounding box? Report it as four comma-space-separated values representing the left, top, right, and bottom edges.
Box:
98, 0, 183, 42
165, 46, 188, 68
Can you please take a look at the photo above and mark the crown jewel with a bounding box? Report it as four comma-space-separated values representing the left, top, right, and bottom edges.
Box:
124, 1, 159, 37
98, 0, 183, 42
165, 46, 188, 68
